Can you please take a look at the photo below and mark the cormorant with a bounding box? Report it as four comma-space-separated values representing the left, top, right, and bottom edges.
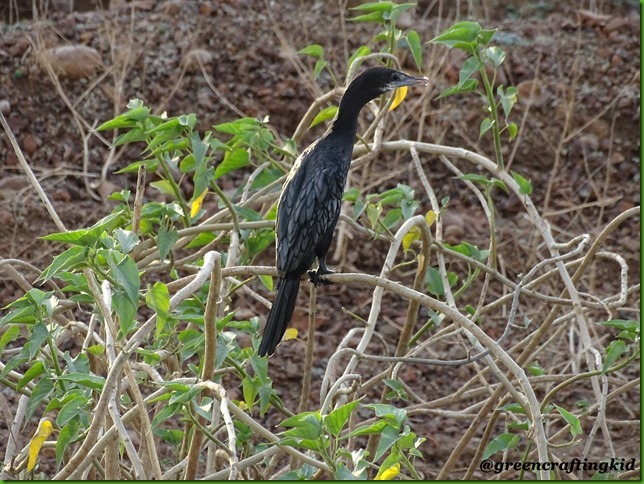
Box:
259, 66, 428, 357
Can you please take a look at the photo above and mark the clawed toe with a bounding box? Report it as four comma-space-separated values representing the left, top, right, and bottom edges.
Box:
308, 269, 334, 286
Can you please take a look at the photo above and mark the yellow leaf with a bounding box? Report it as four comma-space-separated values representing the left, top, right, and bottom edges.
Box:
190, 189, 208, 218
283, 328, 298, 341
27, 419, 54, 472
402, 225, 420, 251
375, 462, 400, 480
389, 86, 408, 111
425, 210, 437, 226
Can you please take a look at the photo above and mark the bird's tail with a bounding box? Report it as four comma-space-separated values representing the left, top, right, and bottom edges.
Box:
258, 276, 300, 356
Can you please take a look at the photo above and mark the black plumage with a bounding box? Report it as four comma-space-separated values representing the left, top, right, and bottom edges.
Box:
258, 67, 428, 357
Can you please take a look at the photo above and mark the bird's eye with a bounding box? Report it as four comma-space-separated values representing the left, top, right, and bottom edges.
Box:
392, 73, 401, 81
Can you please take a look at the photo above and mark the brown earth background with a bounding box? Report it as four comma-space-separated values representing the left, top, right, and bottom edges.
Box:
0, 0, 640, 480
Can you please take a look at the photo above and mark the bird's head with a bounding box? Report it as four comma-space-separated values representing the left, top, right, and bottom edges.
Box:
350, 66, 429, 96
334, 66, 428, 132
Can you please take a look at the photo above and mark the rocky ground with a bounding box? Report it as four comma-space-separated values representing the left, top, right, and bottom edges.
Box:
0, 0, 640, 479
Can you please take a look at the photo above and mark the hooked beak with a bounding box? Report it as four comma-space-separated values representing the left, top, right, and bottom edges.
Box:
391, 74, 429, 90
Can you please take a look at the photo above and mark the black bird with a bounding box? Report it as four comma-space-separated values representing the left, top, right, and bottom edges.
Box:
258, 67, 428, 357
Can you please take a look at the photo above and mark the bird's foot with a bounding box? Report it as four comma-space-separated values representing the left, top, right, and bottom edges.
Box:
308, 267, 334, 286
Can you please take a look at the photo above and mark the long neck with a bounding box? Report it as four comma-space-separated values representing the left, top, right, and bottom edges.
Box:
330, 81, 379, 139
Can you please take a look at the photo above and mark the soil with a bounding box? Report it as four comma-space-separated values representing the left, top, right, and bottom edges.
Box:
0, 0, 640, 480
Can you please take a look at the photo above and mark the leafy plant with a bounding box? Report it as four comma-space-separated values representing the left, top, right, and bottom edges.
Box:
279, 401, 424, 480
430, 21, 518, 170
0, 2, 638, 481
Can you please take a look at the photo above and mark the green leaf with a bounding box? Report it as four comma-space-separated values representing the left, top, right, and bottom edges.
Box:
146, 116, 180, 133
97, 106, 150, 131
150, 138, 188, 156
492, 178, 509, 193
510, 171, 532, 195
280, 412, 323, 441
430, 21, 481, 48
400, 199, 419, 220
343, 188, 361, 202
595, 319, 640, 333
190, 133, 209, 165
17, 361, 46, 391
257, 382, 274, 416
426, 266, 444, 296
113, 127, 146, 146
39, 246, 89, 282
553, 404, 582, 437
87, 344, 105, 355
498, 85, 518, 118
603, 340, 627, 372
366, 203, 382, 230
348, 45, 371, 69
479, 117, 494, 138
26, 377, 54, 420
436, 78, 478, 99
190, 132, 210, 186
178, 113, 197, 129
325, 399, 360, 437
381, 208, 402, 229
157, 381, 192, 392
29, 322, 50, 358
365, 403, 407, 427
235, 206, 262, 221
478, 29, 497, 46
406, 30, 423, 71
245, 229, 275, 257
58, 373, 106, 390
335, 462, 364, 480
460, 56, 482, 85
242, 376, 259, 409
309, 106, 338, 128
297, 44, 324, 58
527, 363, 545, 376
112, 289, 137, 336
157, 225, 178, 262
0, 306, 36, 326
384, 379, 408, 401
507, 122, 518, 141
146, 125, 182, 152
374, 452, 401, 480
342, 420, 388, 439
350, 1, 396, 12
108, 253, 140, 306
114, 229, 138, 254
56, 421, 78, 469
313, 59, 328, 79
42, 212, 125, 247
485, 46, 506, 68
349, 11, 385, 23
185, 232, 216, 249
259, 274, 273, 291
114, 159, 157, 174
374, 424, 399, 461
0, 326, 20, 353
500, 402, 527, 415
481, 432, 520, 459
98, 116, 138, 131
147, 282, 170, 338
152, 403, 180, 428
445, 241, 488, 262
57, 395, 89, 427
214, 117, 260, 135
169, 386, 201, 405
214, 148, 249, 179
280, 411, 321, 428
